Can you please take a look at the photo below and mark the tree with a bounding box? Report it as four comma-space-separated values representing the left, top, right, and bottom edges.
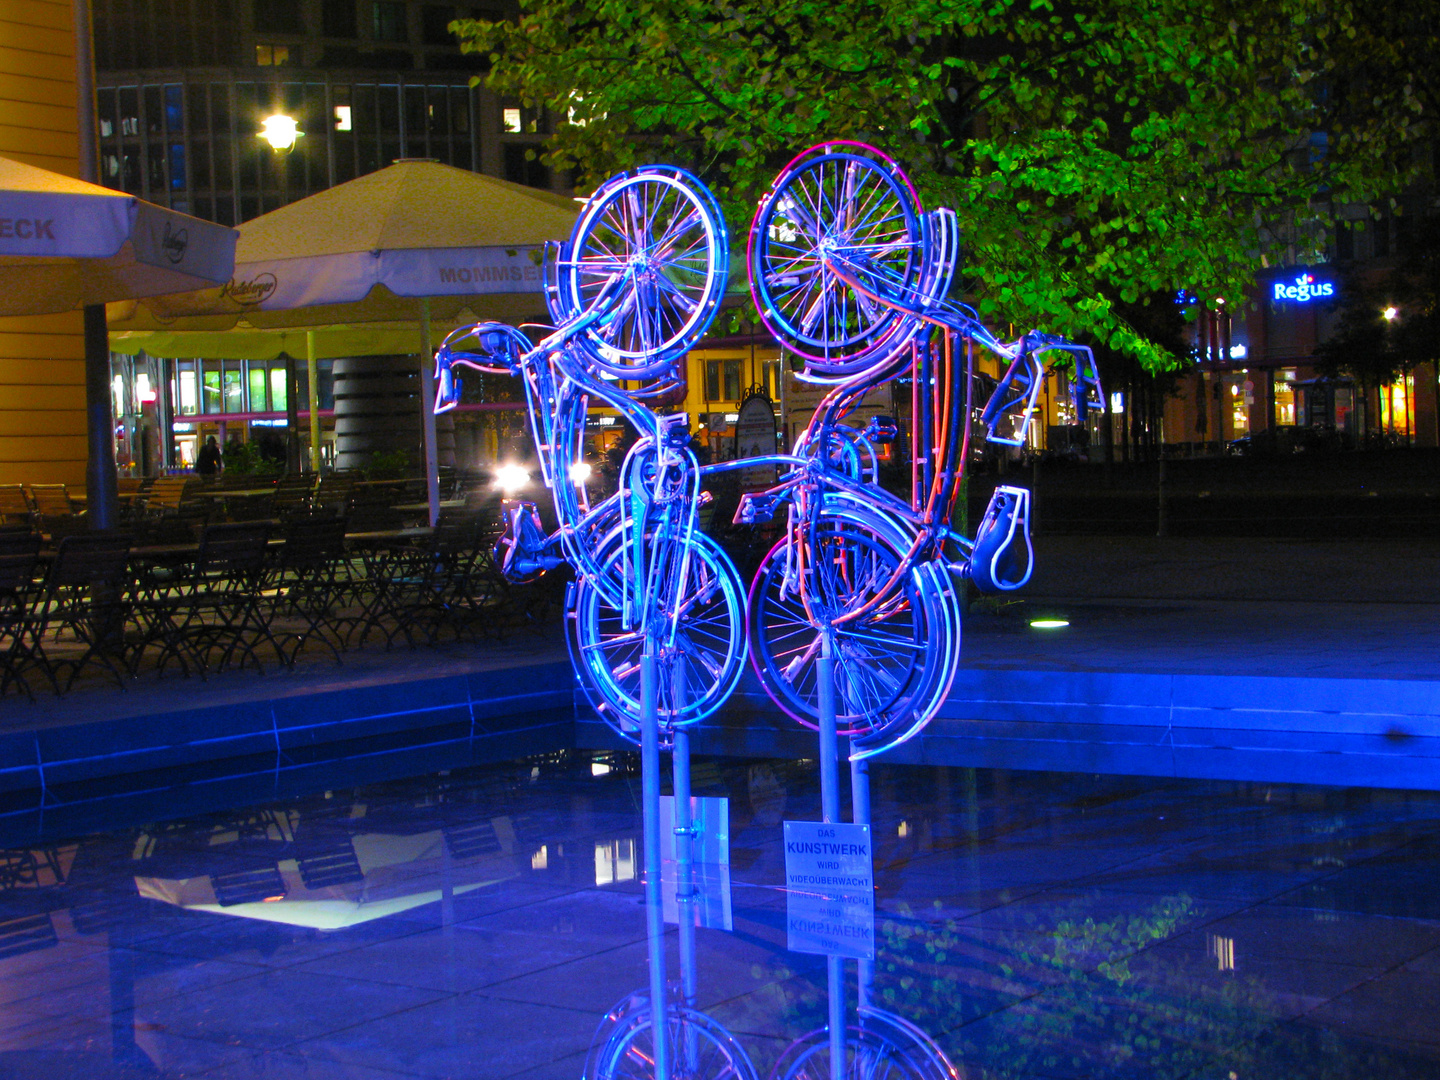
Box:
455, 0, 1423, 370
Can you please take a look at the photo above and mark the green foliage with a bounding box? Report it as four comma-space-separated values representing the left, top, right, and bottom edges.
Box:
360, 448, 413, 480
453, 0, 1422, 370
221, 439, 282, 478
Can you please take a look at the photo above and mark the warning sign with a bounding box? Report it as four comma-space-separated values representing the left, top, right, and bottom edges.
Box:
782, 820, 874, 960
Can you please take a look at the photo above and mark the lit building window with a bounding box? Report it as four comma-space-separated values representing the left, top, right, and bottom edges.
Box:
502, 107, 521, 133
255, 44, 291, 66
594, 839, 636, 886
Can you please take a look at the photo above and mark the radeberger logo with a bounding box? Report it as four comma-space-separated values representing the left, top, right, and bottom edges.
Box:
161, 220, 188, 263
1272, 273, 1335, 304
221, 272, 278, 306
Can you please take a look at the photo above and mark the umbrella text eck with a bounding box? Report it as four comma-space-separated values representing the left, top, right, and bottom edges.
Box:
0, 155, 238, 524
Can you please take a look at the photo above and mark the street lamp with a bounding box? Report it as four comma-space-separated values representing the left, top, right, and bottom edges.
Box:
259, 114, 302, 151
1383, 305, 1399, 322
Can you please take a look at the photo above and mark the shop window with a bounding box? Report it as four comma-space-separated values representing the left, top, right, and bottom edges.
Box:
1274, 370, 1296, 425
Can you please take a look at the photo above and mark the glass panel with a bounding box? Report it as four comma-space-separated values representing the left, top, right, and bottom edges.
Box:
270, 367, 288, 412
164, 84, 183, 131
723, 359, 741, 401
705, 360, 720, 402
373, 0, 407, 42
223, 366, 244, 412
248, 366, 268, 412
169, 143, 186, 190
177, 362, 197, 415
201, 367, 222, 414
144, 86, 163, 135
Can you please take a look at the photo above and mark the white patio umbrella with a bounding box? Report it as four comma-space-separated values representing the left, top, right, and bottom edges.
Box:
108, 160, 579, 522
0, 155, 237, 315
0, 155, 237, 524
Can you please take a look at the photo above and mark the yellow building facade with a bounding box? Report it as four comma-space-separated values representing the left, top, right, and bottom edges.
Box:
0, 0, 88, 488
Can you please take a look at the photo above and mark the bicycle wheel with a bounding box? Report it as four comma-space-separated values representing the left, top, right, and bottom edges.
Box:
567, 524, 747, 742
587, 1001, 759, 1080
772, 1008, 962, 1080
747, 497, 958, 752
555, 166, 728, 383
748, 144, 923, 378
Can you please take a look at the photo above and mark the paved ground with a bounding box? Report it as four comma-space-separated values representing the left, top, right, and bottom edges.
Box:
7, 534, 1440, 735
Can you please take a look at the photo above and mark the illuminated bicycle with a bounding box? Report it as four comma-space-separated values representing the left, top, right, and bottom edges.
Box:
434, 165, 746, 741
772, 1004, 963, 1080
583, 986, 759, 1080
742, 142, 1104, 758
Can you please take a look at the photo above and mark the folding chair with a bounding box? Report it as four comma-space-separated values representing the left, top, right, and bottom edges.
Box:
27, 532, 133, 692
143, 522, 280, 677
267, 514, 350, 664
0, 531, 41, 697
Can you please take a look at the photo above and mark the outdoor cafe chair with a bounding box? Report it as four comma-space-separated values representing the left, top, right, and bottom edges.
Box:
272, 475, 316, 520
28, 484, 76, 517
0, 484, 33, 526
0, 531, 41, 697
266, 514, 350, 665
392, 509, 487, 646
25, 532, 134, 693
139, 522, 281, 678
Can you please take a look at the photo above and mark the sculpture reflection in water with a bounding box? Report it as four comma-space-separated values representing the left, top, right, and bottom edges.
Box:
434, 166, 751, 1079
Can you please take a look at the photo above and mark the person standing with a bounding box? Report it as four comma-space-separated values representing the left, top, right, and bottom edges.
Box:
196, 435, 223, 477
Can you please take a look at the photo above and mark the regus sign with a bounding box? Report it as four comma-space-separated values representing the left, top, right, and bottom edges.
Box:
1273, 273, 1335, 304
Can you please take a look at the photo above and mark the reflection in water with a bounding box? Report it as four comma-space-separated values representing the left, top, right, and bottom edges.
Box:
774, 1005, 960, 1080
585, 988, 757, 1079
0, 755, 1438, 1079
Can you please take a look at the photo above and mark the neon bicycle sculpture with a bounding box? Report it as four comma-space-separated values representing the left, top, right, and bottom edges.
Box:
434, 166, 747, 740
433, 147, 1100, 1080
435, 166, 746, 1080
741, 142, 1104, 761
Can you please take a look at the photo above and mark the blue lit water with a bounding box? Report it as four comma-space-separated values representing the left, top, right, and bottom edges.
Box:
2, 753, 1438, 1079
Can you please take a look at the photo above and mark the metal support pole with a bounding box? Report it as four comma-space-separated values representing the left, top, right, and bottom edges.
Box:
640, 645, 669, 1080
83, 305, 118, 530
850, 747, 872, 1012
817, 626, 844, 1079
306, 330, 321, 474
818, 627, 840, 825
672, 719, 697, 1074
419, 298, 441, 526
1156, 456, 1168, 538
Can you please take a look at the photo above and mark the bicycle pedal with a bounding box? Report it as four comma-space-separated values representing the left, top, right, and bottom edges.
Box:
733, 492, 780, 525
